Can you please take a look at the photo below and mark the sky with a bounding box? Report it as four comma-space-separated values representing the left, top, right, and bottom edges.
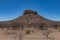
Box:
0, 0, 60, 21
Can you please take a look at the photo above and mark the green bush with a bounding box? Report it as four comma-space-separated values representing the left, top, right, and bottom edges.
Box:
26, 30, 31, 34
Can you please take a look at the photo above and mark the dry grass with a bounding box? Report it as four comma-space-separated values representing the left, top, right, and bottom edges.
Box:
0, 28, 60, 40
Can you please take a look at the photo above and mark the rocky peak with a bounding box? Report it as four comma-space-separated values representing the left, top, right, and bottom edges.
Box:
23, 10, 38, 15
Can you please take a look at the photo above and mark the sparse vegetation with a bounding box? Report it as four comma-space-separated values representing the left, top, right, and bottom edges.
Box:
32, 30, 34, 33
57, 27, 60, 32
43, 30, 52, 38
26, 29, 31, 34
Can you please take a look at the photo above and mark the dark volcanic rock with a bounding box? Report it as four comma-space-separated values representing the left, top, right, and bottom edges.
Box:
23, 10, 38, 15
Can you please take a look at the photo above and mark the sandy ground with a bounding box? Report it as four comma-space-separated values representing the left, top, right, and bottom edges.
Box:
0, 28, 60, 40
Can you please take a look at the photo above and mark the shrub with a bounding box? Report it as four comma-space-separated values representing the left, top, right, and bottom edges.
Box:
26, 30, 31, 34
32, 30, 34, 33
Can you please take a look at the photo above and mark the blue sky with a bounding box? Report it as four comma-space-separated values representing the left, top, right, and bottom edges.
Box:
0, 0, 60, 21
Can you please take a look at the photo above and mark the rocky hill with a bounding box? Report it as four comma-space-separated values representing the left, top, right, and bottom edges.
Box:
0, 10, 60, 30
